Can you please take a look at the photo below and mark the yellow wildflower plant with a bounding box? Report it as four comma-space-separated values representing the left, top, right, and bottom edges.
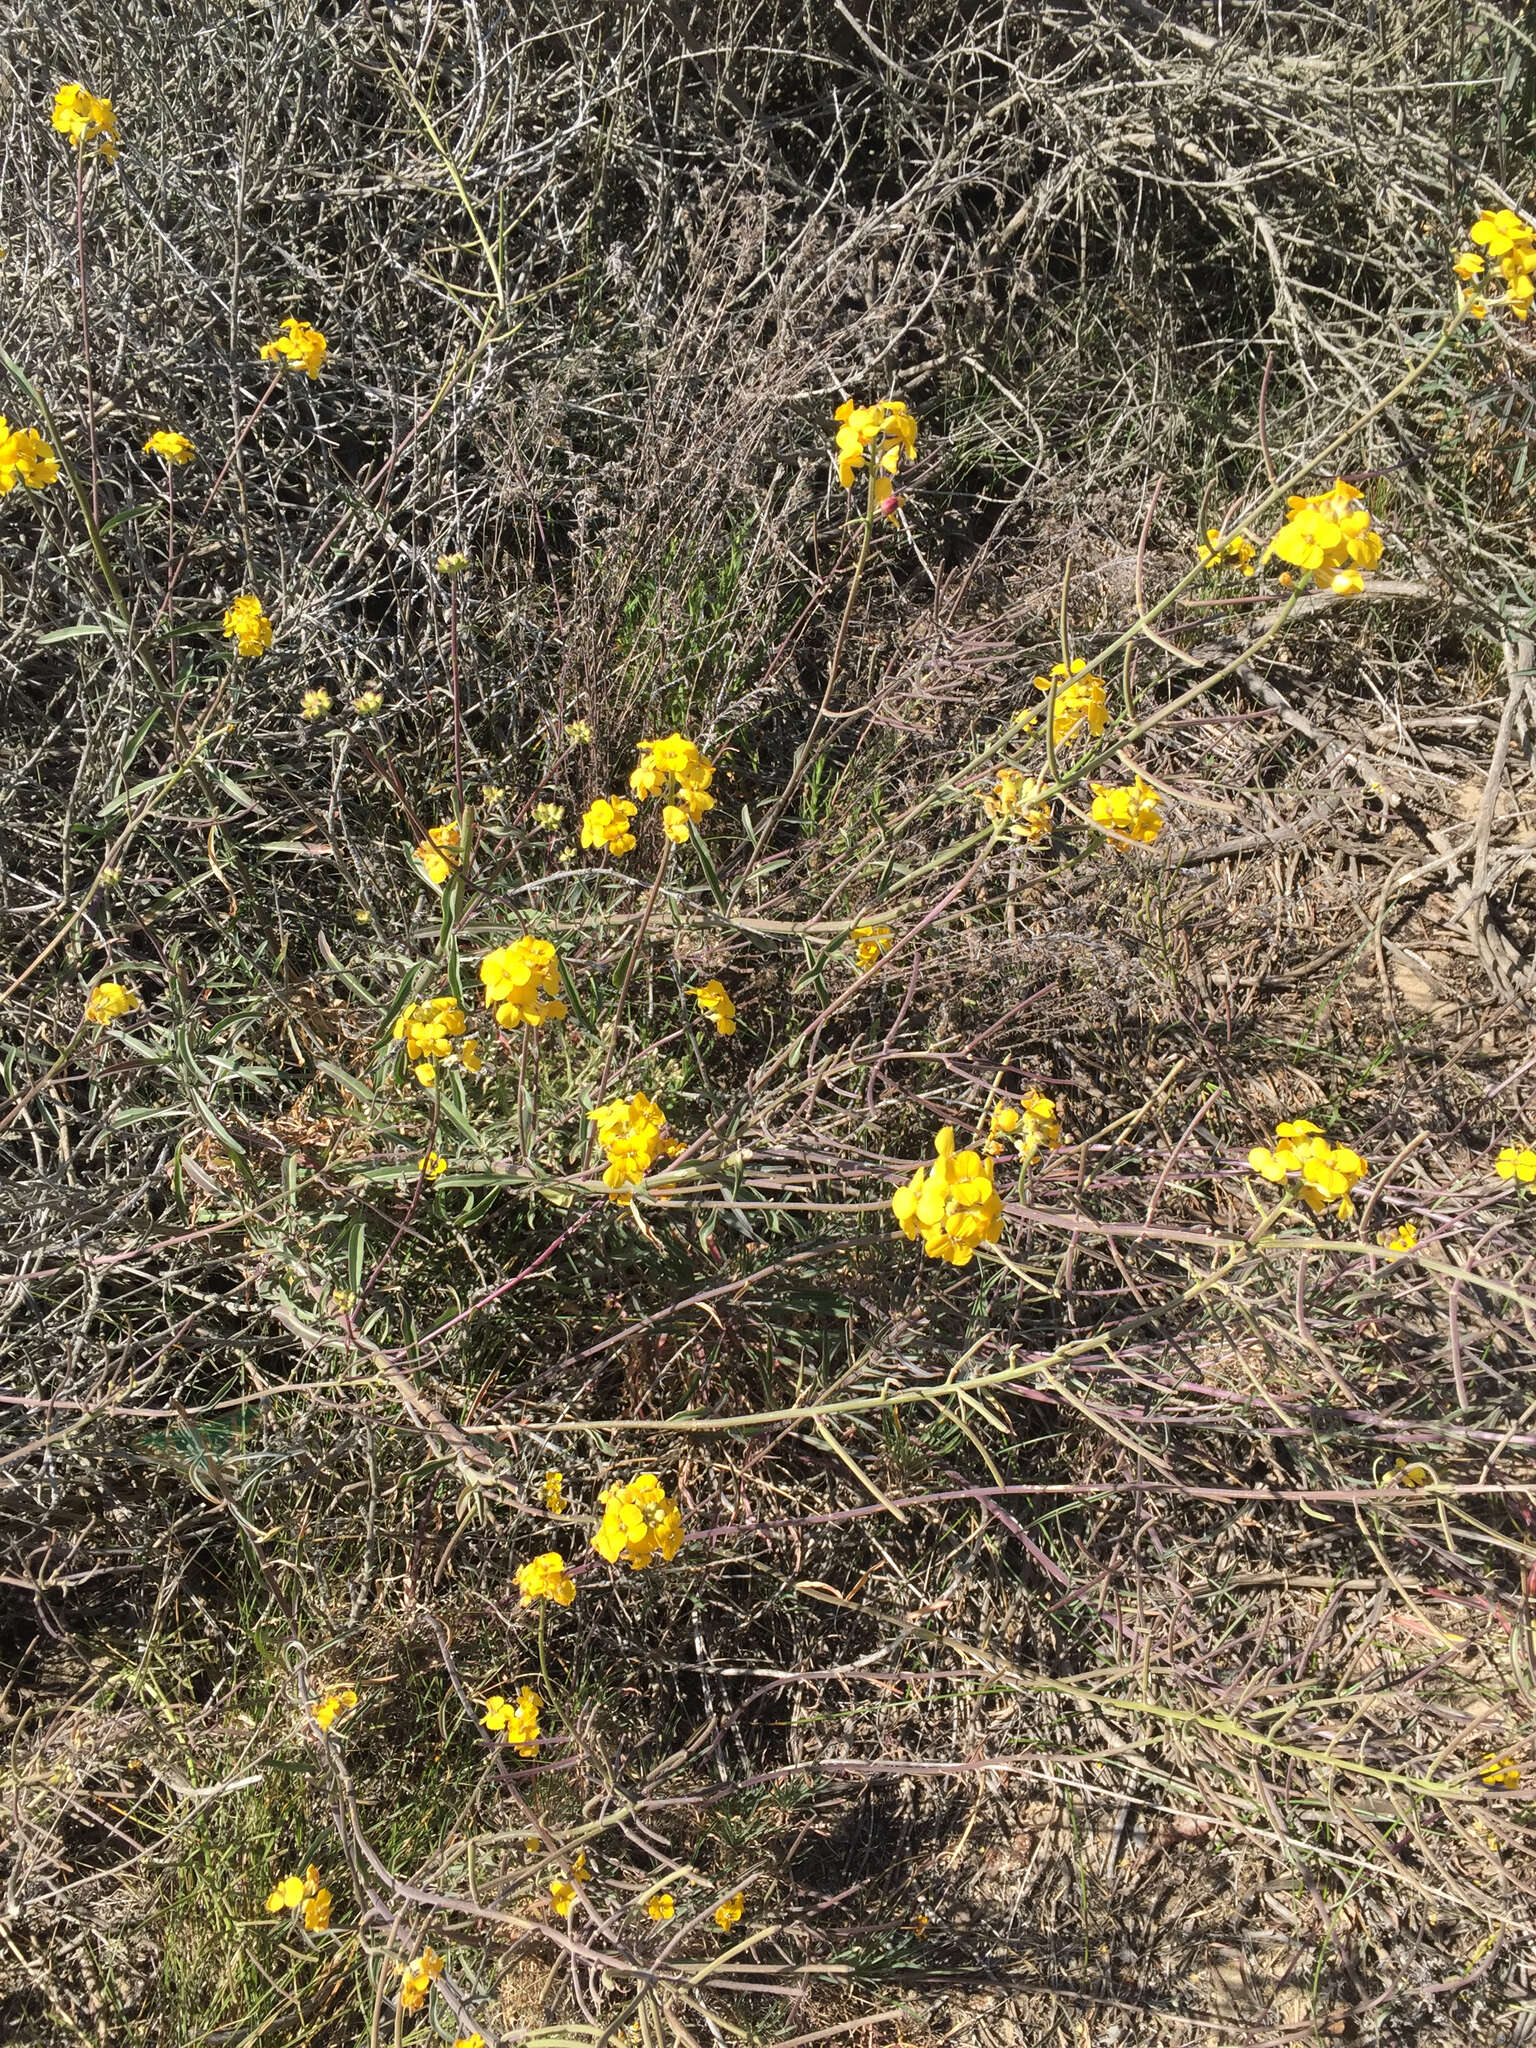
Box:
589, 1092, 682, 1203
1495, 1143, 1536, 1185
516, 1551, 577, 1607
1458, 208, 1536, 321
629, 734, 716, 838
480, 937, 566, 1030
1386, 1457, 1431, 1488
260, 317, 328, 379
437, 550, 470, 575
1479, 1754, 1522, 1789
988, 1090, 1062, 1165
1247, 1119, 1368, 1220
982, 768, 1050, 844
532, 801, 566, 830
419, 1150, 449, 1182
833, 397, 918, 491
312, 1687, 357, 1730
892, 1128, 1004, 1267
266, 1864, 331, 1928
392, 994, 475, 1086
483, 1685, 543, 1757
142, 429, 194, 465
581, 794, 638, 857
413, 819, 462, 887
593, 1472, 685, 1570
550, 1877, 577, 1917
1090, 776, 1164, 846
84, 981, 138, 1026
1380, 1220, 1418, 1254
714, 1892, 745, 1931
851, 923, 893, 969
1197, 528, 1257, 575
646, 1893, 675, 1921
351, 689, 383, 715
399, 1949, 443, 2012
565, 718, 594, 743
52, 81, 118, 159
1263, 478, 1383, 595
0, 421, 60, 495
689, 979, 736, 1035
1032, 659, 1108, 748
266, 1873, 305, 1912
300, 688, 331, 721
453, 2036, 486, 2048
543, 1468, 566, 1515
222, 594, 272, 658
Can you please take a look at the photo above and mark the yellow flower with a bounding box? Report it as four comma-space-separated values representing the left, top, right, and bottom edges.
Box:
399, 1949, 443, 2012
266, 1873, 306, 1912
593, 1473, 685, 1570
688, 979, 737, 1035
84, 981, 138, 1026
223, 594, 272, 658
1090, 777, 1165, 846
714, 1892, 745, 1931
565, 719, 594, 743
419, 1150, 449, 1182
892, 1128, 1004, 1267
1379, 1220, 1418, 1255
312, 1688, 357, 1730
1462, 208, 1536, 320
1479, 1753, 1521, 1789
1197, 528, 1257, 575
851, 923, 893, 969
988, 1091, 1061, 1165
1247, 1120, 1367, 1220
550, 1878, 577, 1917
480, 785, 505, 806
581, 795, 639, 857
1386, 1457, 1431, 1488
647, 1892, 675, 1921
532, 801, 566, 830
142, 430, 194, 464
1495, 1143, 1536, 1184
982, 768, 1051, 844
301, 688, 331, 721
454, 2037, 486, 2048
833, 397, 918, 491
589, 1093, 682, 1203
260, 317, 328, 379
482, 1685, 543, 1757
413, 820, 462, 887
393, 994, 472, 1084
543, 1469, 566, 1515
1263, 479, 1383, 594
52, 82, 117, 159
629, 734, 716, 837
911, 1911, 930, 1938
516, 1551, 577, 1607
480, 937, 566, 1030
302, 1867, 332, 1931
351, 689, 383, 715
0, 419, 60, 495
1032, 659, 1109, 747
437, 551, 470, 575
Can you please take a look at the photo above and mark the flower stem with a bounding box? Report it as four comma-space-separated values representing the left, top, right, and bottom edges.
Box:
584, 843, 671, 1164
74, 145, 100, 529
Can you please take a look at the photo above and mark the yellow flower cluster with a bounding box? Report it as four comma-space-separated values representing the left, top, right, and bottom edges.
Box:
689, 979, 736, 1035
851, 923, 892, 969
399, 1948, 443, 2012
266, 1864, 331, 1931
593, 1473, 685, 1570
987, 1091, 1061, 1165
1455, 209, 1536, 321
1264, 479, 1382, 596
143, 430, 195, 464
420, 1150, 449, 1181
85, 981, 137, 1026
983, 768, 1051, 844
301, 688, 331, 721
833, 398, 918, 492
1091, 776, 1164, 845
0, 419, 59, 495
549, 1853, 591, 1918
532, 801, 565, 830
589, 1092, 681, 1202
223, 594, 272, 657
260, 317, 328, 379
52, 81, 117, 159
892, 1128, 1004, 1267
580, 794, 638, 856
1495, 1143, 1536, 1184
312, 1687, 357, 1731
1480, 1754, 1522, 1789
1197, 528, 1257, 575
413, 819, 461, 887
1248, 1119, 1368, 1219
1033, 659, 1107, 747
352, 689, 383, 715
629, 733, 716, 844
715, 1892, 745, 1931
480, 937, 566, 1030
1380, 1220, 1418, 1255
483, 1685, 542, 1757
392, 995, 480, 1086
516, 1551, 577, 1607
543, 1468, 566, 1515
647, 1892, 675, 1921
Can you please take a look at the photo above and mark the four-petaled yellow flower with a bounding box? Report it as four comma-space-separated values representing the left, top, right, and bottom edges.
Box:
1091, 777, 1164, 846
834, 398, 918, 492
480, 937, 566, 1030
689, 979, 736, 1035
266, 1865, 332, 1930
892, 1128, 1004, 1267
1248, 1119, 1368, 1220
313, 1688, 357, 1730
1457, 209, 1536, 321
851, 923, 893, 969
393, 994, 475, 1086
532, 801, 565, 830
85, 981, 138, 1026
1495, 1143, 1536, 1185
550, 1877, 577, 1917
223, 594, 272, 657
629, 734, 715, 840
482, 1685, 543, 1757
260, 317, 328, 379
413, 820, 461, 887
593, 1473, 685, 1570
581, 795, 638, 857
1380, 1220, 1418, 1255
1264, 479, 1383, 595
301, 688, 331, 721
715, 1892, 745, 1931
543, 1469, 566, 1515
1032, 659, 1108, 748
143, 430, 195, 465
0, 419, 60, 495
1197, 528, 1257, 575
1387, 1457, 1431, 1488
647, 1892, 675, 1920
516, 1551, 577, 1607
1479, 1754, 1521, 1789
399, 1949, 442, 2012
983, 768, 1051, 844
589, 1093, 682, 1203
351, 689, 383, 715
419, 1150, 449, 1182
52, 82, 117, 160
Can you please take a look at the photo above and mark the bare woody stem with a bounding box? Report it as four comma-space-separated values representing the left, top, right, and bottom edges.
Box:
74, 146, 99, 528
584, 841, 672, 1164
